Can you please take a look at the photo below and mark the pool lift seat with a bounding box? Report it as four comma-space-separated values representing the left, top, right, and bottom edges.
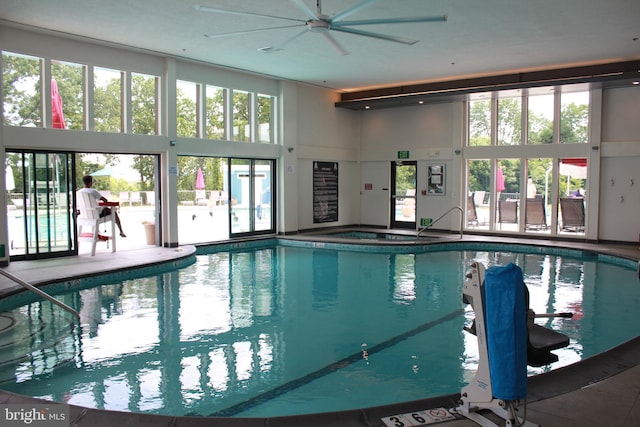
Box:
453, 262, 572, 427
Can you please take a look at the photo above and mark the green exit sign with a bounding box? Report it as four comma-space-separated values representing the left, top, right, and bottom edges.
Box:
397, 150, 410, 159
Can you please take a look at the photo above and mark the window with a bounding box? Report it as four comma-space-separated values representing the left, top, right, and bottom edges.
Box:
177, 80, 198, 137
51, 60, 85, 130
205, 85, 225, 140
468, 95, 491, 146
527, 93, 554, 144
465, 85, 591, 237
232, 90, 251, 142
93, 67, 122, 132
2, 52, 42, 127
131, 72, 158, 135
497, 96, 521, 145
257, 94, 274, 144
560, 91, 589, 144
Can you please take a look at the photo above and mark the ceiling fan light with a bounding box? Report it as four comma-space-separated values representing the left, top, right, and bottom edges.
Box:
307, 20, 330, 32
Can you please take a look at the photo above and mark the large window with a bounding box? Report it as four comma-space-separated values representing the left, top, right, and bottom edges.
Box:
465, 86, 590, 237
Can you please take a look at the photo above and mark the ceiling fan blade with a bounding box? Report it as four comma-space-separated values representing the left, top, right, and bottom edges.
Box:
320, 32, 349, 56
331, 26, 418, 45
331, 0, 379, 22
335, 15, 448, 27
259, 29, 309, 52
290, 0, 320, 20
194, 4, 305, 24
204, 24, 304, 39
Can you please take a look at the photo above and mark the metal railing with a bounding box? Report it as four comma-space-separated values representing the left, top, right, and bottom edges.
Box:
0, 269, 81, 320
416, 205, 464, 239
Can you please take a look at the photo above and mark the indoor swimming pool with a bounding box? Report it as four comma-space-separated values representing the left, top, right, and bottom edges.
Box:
0, 240, 637, 418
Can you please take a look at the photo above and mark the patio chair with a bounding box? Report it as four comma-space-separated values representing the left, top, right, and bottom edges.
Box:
129, 191, 142, 206
525, 197, 548, 230
467, 194, 478, 226
560, 198, 585, 232
498, 199, 518, 226
473, 190, 487, 207
77, 190, 117, 256
119, 191, 131, 206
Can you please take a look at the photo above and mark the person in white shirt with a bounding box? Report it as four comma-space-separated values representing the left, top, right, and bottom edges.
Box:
79, 175, 127, 237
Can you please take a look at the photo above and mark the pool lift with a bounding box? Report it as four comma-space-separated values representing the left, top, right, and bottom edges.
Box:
453, 262, 572, 427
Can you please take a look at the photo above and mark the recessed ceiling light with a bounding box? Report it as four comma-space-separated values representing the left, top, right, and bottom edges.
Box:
364, 105, 371, 110
418, 100, 424, 104
257, 46, 282, 53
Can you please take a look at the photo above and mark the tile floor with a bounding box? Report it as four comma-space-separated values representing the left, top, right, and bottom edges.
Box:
0, 236, 638, 426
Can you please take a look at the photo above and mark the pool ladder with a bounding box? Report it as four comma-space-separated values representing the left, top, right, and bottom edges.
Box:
416, 205, 464, 239
0, 269, 81, 320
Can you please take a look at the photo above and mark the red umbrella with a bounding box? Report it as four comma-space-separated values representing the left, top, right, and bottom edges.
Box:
51, 79, 66, 129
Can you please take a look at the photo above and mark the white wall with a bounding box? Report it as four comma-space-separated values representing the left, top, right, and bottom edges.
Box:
598, 86, 640, 242
359, 102, 460, 230
294, 85, 360, 230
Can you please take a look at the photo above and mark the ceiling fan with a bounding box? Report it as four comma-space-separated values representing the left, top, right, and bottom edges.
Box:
193, 0, 447, 56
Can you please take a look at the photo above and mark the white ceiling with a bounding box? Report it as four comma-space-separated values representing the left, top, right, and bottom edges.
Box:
1, 0, 639, 92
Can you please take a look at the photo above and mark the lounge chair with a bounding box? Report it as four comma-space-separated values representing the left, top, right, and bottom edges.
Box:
498, 199, 518, 226
559, 197, 585, 232
467, 194, 478, 226
77, 190, 117, 256
525, 197, 548, 230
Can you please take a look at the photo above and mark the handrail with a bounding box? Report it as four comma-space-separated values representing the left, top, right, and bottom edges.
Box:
0, 269, 81, 320
416, 205, 464, 239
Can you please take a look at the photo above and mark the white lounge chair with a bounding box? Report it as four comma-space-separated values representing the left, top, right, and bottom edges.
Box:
76, 190, 117, 256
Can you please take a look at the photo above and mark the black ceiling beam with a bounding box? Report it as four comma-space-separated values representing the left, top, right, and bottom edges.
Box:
335, 60, 640, 110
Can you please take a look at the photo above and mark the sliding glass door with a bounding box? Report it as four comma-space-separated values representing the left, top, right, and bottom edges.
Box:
229, 158, 275, 238
6, 151, 75, 259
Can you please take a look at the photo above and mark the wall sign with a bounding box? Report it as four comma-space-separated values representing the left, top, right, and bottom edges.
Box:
313, 161, 338, 223
428, 164, 445, 195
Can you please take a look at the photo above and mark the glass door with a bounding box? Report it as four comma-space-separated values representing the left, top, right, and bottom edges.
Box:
229, 158, 275, 237
6, 151, 75, 259
390, 161, 417, 230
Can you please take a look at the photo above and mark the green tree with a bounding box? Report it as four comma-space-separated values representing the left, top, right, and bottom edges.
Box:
94, 74, 122, 132
469, 99, 491, 146
2, 53, 41, 127
131, 74, 157, 135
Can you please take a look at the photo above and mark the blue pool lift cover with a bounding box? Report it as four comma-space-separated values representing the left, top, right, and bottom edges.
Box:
484, 263, 528, 400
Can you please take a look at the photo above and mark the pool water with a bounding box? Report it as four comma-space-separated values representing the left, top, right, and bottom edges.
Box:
0, 245, 638, 418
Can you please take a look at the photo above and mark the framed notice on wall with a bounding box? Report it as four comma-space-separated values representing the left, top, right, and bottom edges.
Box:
313, 161, 338, 223
428, 164, 445, 195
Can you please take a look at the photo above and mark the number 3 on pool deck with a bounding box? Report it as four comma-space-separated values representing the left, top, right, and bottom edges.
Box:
382, 413, 427, 427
